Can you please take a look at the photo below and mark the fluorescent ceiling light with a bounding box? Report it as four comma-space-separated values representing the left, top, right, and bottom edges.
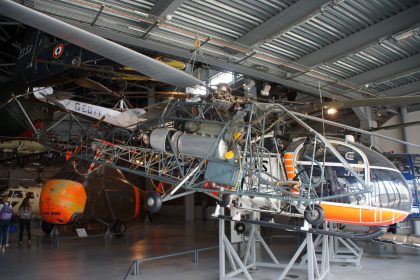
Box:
134, 10, 149, 17
393, 29, 418, 41
210, 72, 233, 86
128, 26, 145, 33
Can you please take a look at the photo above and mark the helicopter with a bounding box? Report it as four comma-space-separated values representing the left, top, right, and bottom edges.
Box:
39, 162, 141, 235
72, 92, 414, 236
2, 0, 419, 239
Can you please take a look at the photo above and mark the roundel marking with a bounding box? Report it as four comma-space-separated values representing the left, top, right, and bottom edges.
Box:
52, 43, 65, 59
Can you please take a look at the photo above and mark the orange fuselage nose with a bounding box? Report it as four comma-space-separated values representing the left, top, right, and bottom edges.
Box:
40, 179, 87, 224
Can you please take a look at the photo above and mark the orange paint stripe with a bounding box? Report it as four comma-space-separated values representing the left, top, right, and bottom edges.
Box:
284, 159, 293, 165
285, 166, 294, 172
284, 153, 294, 159
320, 202, 409, 226
133, 186, 140, 218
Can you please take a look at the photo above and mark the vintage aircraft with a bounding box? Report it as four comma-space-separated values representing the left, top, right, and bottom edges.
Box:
14, 28, 186, 86
40, 162, 141, 235
0, 0, 201, 88
32, 86, 147, 130
2, 0, 419, 239
0, 136, 49, 165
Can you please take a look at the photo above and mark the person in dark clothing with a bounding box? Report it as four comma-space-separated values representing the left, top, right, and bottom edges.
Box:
0, 195, 13, 253
18, 196, 32, 247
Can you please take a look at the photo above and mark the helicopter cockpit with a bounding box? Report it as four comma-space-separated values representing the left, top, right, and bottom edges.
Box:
291, 138, 412, 212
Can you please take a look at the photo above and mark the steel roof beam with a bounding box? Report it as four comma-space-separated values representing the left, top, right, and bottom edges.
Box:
149, 0, 186, 20
139, 0, 186, 32
235, 0, 329, 48
296, 4, 420, 67
345, 53, 420, 85
70, 22, 353, 101
0, 22, 21, 26
378, 80, 420, 97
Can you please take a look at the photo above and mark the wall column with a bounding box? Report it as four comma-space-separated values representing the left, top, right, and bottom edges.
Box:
400, 106, 410, 153
358, 107, 378, 147
185, 194, 195, 221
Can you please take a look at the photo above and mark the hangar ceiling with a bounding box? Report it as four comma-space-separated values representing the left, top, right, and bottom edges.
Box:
1, 0, 420, 124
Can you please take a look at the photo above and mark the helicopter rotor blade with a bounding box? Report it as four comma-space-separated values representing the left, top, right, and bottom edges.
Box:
0, 0, 203, 88
323, 95, 420, 109
291, 110, 420, 149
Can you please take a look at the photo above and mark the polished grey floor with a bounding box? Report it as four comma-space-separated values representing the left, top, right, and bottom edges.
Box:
1, 219, 419, 280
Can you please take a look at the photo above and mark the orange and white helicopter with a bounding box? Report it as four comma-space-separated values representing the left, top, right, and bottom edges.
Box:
2, 0, 419, 239
78, 95, 415, 238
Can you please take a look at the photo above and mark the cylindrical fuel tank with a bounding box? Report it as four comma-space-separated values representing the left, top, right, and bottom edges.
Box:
184, 121, 242, 142
150, 128, 176, 153
150, 128, 228, 159
176, 133, 228, 160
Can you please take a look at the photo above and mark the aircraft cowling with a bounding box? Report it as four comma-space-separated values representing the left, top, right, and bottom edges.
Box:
40, 179, 87, 224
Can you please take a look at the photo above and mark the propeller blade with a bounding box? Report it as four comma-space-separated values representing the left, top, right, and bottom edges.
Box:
74, 78, 113, 93
0, 0, 203, 88
324, 96, 420, 109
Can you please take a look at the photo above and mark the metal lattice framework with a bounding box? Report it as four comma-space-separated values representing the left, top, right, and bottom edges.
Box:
72, 99, 376, 205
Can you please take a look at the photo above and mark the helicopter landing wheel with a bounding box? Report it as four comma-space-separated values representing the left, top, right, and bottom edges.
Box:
41, 221, 53, 235
113, 221, 126, 238
304, 205, 324, 226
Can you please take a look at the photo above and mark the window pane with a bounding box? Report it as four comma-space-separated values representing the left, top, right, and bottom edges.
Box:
13, 191, 23, 198
370, 169, 411, 211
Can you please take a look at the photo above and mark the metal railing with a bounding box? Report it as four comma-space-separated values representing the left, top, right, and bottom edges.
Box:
124, 245, 218, 280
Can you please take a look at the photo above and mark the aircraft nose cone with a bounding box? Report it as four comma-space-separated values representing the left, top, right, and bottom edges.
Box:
40, 179, 87, 224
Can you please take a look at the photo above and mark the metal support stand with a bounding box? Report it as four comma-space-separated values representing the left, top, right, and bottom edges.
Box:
50, 226, 59, 248
328, 236, 363, 268
104, 227, 113, 243
301, 226, 363, 268
125, 260, 140, 280
278, 222, 329, 280
217, 207, 330, 280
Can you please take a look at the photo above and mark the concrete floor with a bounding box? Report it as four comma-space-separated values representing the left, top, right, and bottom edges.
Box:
0, 219, 419, 280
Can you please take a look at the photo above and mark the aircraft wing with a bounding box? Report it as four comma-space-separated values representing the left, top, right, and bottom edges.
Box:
0, 0, 203, 88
